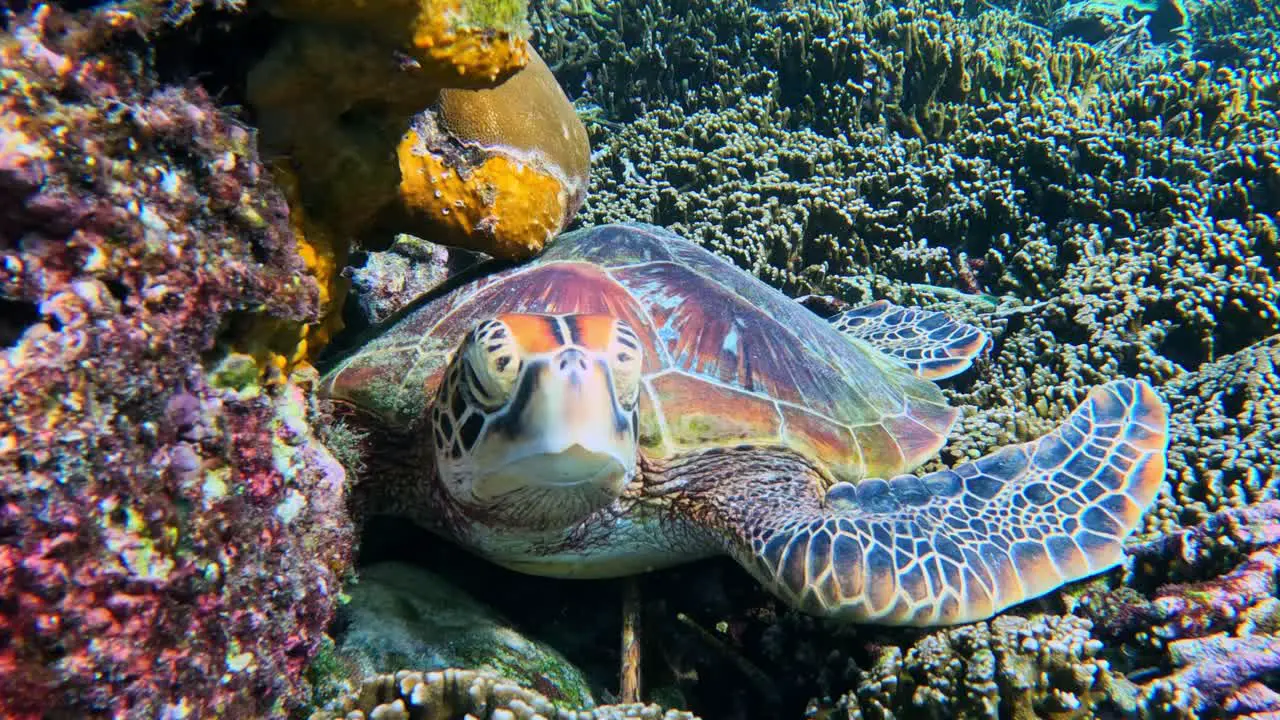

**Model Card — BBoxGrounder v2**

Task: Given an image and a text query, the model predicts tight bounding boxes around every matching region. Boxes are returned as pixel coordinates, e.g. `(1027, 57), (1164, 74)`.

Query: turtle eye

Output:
(464, 319), (522, 408)
(609, 320), (643, 411)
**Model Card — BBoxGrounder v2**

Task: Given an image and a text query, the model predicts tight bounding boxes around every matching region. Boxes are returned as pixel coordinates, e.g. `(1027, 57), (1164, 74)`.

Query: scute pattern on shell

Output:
(322, 223), (958, 482)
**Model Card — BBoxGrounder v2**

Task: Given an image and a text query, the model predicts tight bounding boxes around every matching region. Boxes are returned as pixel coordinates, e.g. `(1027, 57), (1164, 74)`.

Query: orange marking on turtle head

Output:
(497, 313), (566, 355)
(565, 314), (620, 352)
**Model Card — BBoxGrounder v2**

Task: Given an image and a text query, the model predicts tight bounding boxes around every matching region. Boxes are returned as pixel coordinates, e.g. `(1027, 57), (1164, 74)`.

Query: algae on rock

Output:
(324, 561), (595, 708)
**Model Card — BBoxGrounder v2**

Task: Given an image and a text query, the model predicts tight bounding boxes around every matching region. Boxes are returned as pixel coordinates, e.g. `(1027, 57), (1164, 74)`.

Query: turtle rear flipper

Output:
(830, 299), (990, 380)
(713, 379), (1168, 626)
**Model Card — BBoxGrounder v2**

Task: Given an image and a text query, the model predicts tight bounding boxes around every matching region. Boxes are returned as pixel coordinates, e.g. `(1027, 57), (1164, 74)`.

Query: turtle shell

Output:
(321, 223), (958, 482)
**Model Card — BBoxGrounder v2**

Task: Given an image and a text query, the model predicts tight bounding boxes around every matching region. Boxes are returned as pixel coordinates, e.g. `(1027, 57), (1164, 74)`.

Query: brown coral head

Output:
(393, 46), (590, 260)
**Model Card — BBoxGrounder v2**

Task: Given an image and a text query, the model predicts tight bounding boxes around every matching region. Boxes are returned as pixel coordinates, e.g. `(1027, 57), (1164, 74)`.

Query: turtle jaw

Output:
(472, 444), (628, 516)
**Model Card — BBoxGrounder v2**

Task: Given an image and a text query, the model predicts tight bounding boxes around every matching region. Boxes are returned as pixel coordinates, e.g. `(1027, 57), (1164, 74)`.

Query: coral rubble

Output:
(0, 8), (351, 716)
(345, 235), (457, 326)
(309, 667), (700, 720)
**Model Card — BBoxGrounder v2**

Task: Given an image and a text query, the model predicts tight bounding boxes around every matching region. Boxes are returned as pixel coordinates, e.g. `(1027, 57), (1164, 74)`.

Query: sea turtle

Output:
(321, 223), (1169, 626)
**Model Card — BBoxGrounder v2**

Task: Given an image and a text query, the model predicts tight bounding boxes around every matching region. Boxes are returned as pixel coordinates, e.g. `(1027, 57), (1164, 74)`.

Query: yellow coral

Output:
(235, 165), (349, 376)
(415, 0), (530, 84)
(264, 0), (530, 86)
(398, 143), (569, 259)
(393, 47), (590, 259)
(243, 0), (582, 362)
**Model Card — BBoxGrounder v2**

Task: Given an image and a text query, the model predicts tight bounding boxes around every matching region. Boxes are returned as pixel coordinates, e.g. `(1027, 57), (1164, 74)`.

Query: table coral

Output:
(0, 8), (351, 717)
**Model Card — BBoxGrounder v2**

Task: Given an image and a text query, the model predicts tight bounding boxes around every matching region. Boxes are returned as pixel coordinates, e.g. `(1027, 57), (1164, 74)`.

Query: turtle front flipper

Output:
(710, 379), (1168, 626)
(829, 299), (989, 380)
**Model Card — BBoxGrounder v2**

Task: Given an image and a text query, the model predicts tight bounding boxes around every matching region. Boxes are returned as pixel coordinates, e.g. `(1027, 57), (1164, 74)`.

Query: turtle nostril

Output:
(557, 348), (589, 374)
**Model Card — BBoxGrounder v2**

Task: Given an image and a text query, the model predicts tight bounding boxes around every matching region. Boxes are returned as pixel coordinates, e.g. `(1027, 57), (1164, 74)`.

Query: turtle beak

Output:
(470, 348), (636, 503)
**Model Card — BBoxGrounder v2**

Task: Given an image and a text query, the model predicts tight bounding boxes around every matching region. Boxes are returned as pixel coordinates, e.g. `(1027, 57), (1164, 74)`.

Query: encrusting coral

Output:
(0, 7), (352, 717)
(264, 0), (532, 87)
(1070, 501), (1280, 718)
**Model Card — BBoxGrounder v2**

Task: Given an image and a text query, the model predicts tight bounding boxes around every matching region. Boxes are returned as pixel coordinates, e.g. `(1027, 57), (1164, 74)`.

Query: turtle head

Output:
(430, 312), (643, 529)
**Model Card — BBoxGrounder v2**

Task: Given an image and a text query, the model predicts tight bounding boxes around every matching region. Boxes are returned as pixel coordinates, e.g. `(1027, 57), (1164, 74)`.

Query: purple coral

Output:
(1076, 502), (1280, 716)
(0, 7), (351, 717)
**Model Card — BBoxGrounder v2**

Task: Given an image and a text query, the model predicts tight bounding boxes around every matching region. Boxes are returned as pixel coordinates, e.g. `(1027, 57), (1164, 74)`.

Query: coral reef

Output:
(309, 668), (700, 720)
(534, 0), (1279, 533)
(495, 3), (1280, 716)
(0, 8), (351, 716)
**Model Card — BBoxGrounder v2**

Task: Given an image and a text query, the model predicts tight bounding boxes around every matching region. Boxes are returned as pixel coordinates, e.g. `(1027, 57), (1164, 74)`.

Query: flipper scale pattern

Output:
(743, 379), (1168, 626)
(830, 299), (991, 380)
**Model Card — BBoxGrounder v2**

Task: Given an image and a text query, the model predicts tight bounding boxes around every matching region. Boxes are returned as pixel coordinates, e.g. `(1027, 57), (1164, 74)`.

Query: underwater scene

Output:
(1, 0), (1278, 717)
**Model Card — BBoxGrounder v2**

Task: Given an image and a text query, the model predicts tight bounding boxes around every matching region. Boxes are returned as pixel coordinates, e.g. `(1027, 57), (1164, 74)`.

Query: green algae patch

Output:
(461, 0), (528, 32)
(325, 561), (594, 708)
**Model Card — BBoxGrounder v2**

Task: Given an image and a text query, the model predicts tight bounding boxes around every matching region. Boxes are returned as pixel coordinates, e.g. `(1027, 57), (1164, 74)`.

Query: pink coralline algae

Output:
(1075, 502), (1280, 717)
(0, 7), (352, 718)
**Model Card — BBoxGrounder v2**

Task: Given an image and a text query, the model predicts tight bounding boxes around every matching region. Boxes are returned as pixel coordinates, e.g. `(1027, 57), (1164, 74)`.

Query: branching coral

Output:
(1146, 337), (1280, 530)
(835, 614), (1132, 718)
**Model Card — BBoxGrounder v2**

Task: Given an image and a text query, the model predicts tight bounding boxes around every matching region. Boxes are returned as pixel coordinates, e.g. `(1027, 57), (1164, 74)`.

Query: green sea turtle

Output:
(321, 223), (1169, 626)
